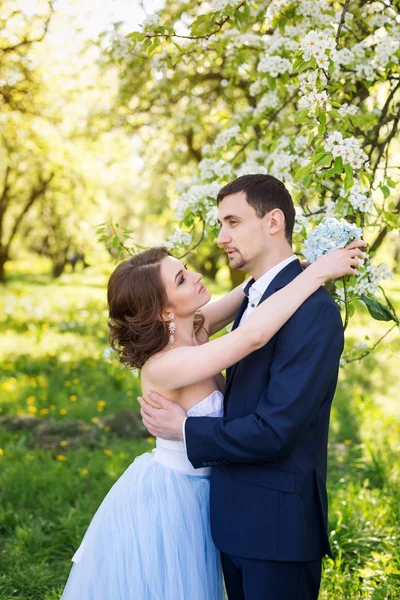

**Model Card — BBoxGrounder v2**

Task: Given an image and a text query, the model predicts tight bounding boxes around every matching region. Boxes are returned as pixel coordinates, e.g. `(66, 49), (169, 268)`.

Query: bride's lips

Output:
(198, 284), (206, 294)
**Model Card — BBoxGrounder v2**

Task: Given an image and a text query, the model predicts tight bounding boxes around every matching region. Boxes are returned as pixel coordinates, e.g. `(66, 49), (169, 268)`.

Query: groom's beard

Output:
(227, 251), (247, 270)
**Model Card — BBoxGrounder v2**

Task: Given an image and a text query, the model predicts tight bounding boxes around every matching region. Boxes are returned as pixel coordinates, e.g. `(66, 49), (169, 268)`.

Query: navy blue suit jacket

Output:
(185, 259), (344, 561)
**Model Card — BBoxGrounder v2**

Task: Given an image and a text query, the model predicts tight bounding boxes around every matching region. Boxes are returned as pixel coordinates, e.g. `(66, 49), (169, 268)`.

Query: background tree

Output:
(121, 0), (400, 358)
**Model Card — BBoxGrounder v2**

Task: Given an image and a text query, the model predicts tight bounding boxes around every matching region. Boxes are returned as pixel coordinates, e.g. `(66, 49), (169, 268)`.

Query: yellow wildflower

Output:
(26, 396), (36, 404)
(104, 426), (111, 432)
(50, 405), (56, 411)
(28, 406), (37, 414)
(80, 469), (88, 476)
(0, 448), (4, 456)
(344, 439), (352, 445)
(56, 455), (68, 462)
(73, 378), (79, 384)
(64, 381), (71, 387)
(103, 449), (113, 456)
(60, 408), (67, 416)
(70, 395), (77, 402)
(91, 417), (100, 424)
(40, 409), (49, 415)
(146, 437), (155, 444)
(60, 440), (68, 447)
(97, 400), (106, 408)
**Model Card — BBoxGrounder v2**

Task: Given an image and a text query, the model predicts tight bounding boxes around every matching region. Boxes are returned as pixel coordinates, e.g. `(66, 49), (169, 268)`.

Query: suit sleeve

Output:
(185, 298), (344, 468)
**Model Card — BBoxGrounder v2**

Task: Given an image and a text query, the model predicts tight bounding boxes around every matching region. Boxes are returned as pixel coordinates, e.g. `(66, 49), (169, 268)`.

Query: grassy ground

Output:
(0, 263), (399, 599)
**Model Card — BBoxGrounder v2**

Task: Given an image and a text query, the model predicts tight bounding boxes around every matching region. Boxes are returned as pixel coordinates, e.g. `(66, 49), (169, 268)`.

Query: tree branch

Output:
(5, 173), (54, 251)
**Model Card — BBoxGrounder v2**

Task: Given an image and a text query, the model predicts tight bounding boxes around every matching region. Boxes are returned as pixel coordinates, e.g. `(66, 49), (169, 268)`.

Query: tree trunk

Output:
(52, 258), (67, 278)
(0, 250), (9, 283)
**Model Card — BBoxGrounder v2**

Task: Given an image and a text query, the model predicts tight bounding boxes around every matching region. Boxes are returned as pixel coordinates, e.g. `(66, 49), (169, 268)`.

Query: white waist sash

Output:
(152, 447), (211, 477)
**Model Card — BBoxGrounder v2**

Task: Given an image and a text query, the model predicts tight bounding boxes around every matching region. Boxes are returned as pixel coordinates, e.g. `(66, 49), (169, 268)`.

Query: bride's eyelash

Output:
(178, 263), (188, 285)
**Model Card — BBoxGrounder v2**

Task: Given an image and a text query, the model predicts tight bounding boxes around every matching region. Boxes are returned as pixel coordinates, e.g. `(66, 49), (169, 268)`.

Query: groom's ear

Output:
(267, 208), (285, 236)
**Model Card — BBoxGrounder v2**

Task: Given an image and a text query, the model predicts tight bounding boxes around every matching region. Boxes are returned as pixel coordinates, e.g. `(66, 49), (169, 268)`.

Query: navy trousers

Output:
(221, 552), (322, 600)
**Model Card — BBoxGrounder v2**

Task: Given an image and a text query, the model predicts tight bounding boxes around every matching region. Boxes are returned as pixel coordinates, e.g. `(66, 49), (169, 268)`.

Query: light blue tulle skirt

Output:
(60, 452), (224, 600)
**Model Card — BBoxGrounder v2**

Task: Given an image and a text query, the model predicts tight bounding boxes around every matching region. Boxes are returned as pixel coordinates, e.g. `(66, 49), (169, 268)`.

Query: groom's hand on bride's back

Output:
(137, 392), (187, 441)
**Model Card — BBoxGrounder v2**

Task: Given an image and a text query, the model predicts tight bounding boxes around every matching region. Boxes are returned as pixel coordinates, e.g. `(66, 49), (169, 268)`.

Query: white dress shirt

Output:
(182, 255), (298, 447)
(240, 255), (298, 324)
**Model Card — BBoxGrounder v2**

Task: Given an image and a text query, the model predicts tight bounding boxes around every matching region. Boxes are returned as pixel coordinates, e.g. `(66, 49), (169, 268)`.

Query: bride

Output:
(60, 242), (363, 600)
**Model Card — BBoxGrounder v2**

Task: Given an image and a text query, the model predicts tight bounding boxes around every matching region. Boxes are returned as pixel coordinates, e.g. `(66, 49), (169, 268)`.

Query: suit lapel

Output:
(224, 260), (303, 412)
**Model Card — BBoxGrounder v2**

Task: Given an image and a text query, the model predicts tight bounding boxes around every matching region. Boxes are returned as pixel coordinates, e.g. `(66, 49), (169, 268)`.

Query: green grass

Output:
(0, 263), (399, 599)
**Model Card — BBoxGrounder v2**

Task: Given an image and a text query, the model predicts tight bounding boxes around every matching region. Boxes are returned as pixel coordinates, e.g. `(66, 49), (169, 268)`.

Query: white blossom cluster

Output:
(174, 181), (220, 221)
(257, 55), (292, 77)
(249, 78), (270, 97)
(372, 35), (400, 70)
(198, 158), (233, 180)
(324, 131), (368, 170)
(298, 89), (329, 109)
(296, 0), (333, 27)
(299, 70), (327, 93)
(260, 30), (299, 54)
(300, 29), (337, 70)
(335, 260), (393, 300)
(164, 229), (193, 249)
(212, 125), (241, 149)
(303, 217), (362, 263)
(141, 13), (160, 30)
(355, 262), (393, 295)
(205, 205), (219, 226)
(293, 214), (310, 234)
(338, 103), (359, 117)
(210, 0), (241, 12)
(347, 182), (374, 213)
(254, 91), (280, 116)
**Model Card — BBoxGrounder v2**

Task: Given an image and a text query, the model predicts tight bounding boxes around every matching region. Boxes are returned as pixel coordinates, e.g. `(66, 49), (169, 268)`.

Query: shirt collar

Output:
(241, 255), (297, 298)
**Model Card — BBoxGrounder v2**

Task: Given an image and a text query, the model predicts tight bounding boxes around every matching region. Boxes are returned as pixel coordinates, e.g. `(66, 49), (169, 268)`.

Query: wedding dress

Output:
(60, 390), (225, 600)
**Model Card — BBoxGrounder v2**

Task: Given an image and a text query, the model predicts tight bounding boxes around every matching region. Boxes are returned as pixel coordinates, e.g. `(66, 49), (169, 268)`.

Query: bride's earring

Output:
(168, 316), (176, 348)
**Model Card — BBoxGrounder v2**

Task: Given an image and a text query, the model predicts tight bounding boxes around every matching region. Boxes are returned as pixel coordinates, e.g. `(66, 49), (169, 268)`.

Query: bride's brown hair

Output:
(107, 246), (206, 369)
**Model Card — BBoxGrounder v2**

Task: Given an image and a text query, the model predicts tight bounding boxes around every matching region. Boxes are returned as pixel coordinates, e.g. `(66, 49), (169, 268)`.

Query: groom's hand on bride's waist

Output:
(138, 392), (187, 441)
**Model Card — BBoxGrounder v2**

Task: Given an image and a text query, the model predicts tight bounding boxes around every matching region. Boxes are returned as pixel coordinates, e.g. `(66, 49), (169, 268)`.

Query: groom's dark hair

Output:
(217, 174), (296, 244)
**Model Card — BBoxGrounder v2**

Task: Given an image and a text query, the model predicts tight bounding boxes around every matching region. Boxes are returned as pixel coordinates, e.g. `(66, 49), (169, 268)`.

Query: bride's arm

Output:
(201, 281), (247, 336)
(146, 243), (363, 391)
(200, 261), (309, 336)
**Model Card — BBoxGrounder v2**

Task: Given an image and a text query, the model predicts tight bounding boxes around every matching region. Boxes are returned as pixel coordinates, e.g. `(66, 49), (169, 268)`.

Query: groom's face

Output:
(217, 191), (269, 270)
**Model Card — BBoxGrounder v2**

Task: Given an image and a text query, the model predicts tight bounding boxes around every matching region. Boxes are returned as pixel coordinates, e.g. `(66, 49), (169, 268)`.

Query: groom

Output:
(139, 174), (344, 599)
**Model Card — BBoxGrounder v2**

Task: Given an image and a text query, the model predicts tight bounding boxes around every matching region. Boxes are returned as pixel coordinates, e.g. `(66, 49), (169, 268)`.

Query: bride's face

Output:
(160, 256), (211, 317)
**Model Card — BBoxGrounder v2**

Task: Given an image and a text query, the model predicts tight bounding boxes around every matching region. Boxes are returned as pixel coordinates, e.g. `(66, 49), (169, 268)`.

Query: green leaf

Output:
(294, 109), (309, 124)
(381, 185), (391, 199)
(315, 153), (332, 167)
(361, 294), (397, 322)
(334, 156), (343, 173)
(294, 162), (312, 182)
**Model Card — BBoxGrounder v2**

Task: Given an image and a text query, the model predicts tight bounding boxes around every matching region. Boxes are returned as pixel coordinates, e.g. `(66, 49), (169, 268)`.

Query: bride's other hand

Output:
(311, 239), (367, 281)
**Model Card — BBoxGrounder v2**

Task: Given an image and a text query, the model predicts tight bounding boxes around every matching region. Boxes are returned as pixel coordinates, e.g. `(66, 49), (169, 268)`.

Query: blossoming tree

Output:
(110, 0), (400, 363)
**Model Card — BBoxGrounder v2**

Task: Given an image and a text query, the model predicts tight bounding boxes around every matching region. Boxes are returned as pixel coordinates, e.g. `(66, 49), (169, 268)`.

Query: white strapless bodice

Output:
(152, 390), (224, 476)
